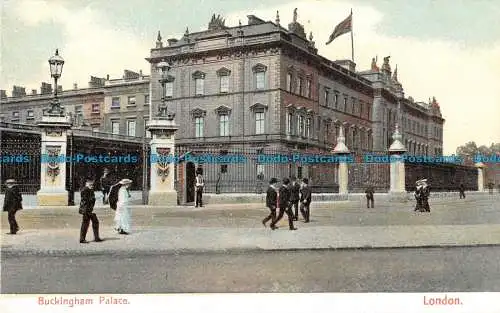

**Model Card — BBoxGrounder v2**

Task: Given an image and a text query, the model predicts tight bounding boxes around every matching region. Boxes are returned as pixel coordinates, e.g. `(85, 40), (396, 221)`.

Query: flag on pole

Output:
(326, 12), (352, 45)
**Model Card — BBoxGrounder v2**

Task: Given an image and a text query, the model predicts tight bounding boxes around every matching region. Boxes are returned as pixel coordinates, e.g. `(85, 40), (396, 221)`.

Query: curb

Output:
(3, 243), (500, 257)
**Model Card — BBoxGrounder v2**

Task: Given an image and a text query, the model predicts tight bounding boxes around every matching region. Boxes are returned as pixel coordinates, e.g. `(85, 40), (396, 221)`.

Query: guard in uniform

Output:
(262, 178), (278, 230)
(195, 173), (204, 207)
(289, 176), (301, 220)
(79, 179), (104, 243)
(270, 178), (297, 231)
(299, 178), (312, 222)
(3, 179), (23, 234)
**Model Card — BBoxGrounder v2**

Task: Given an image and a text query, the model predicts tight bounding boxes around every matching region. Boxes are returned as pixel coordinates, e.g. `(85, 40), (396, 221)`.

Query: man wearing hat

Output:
(270, 177), (297, 231)
(99, 168), (114, 205)
(262, 177), (278, 230)
(79, 179), (103, 243)
(299, 178), (312, 222)
(114, 178), (133, 234)
(289, 176), (301, 221)
(3, 179), (23, 234)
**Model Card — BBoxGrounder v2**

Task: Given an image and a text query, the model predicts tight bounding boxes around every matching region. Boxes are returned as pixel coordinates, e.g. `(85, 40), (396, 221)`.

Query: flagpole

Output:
(350, 8), (354, 63)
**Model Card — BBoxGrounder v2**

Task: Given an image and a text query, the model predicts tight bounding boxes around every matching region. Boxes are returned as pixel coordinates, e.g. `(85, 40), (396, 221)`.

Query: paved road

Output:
(2, 247), (500, 293)
(3, 197), (499, 230)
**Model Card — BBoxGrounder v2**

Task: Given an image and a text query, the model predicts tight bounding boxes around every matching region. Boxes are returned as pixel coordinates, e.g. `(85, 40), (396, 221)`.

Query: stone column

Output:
(388, 124), (407, 201)
(332, 126), (350, 195)
(37, 115), (72, 206)
(475, 162), (485, 192)
(147, 115), (179, 205)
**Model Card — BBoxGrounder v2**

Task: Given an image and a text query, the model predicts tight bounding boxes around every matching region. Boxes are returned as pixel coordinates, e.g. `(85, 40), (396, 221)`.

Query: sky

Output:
(1, 0), (499, 153)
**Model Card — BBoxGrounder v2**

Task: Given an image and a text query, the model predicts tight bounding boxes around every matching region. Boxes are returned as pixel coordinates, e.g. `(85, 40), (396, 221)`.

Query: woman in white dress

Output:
(114, 178), (132, 234)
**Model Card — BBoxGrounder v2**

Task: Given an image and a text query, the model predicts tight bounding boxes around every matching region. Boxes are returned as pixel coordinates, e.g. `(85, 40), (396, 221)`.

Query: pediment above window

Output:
(286, 104), (296, 112)
(324, 117), (333, 124)
(192, 70), (206, 79)
(216, 67), (231, 76)
(191, 108), (207, 118)
(215, 105), (231, 115)
(249, 103), (268, 111)
(333, 119), (340, 125)
(306, 109), (313, 115)
(252, 63), (267, 73)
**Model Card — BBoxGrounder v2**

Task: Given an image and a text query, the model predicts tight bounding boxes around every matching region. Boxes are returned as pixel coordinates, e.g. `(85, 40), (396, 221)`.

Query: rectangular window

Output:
(195, 117), (204, 137)
(219, 114), (229, 136)
(127, 96), (136, 105)
(307, 79), (311, 98)
(195, 78), (204, 95)
(12, 111), (19, 118)
(324, 89), (329, 106)
(287, 113), (293, 134)
(92, 103), (100, 113)
(144, 95), (150, 105)
(360, 102), (363, 117)
(111, 121), (120, 135)
(334, 93), (338, 108)
(352, 98), (356, 115)
(220, 76), (229, 93)
(165, 82), (173, 97)
(299, 115), (305, 137)
(298, 78), (303, 96)
(255, 72), (265, 90)
(27, 110), (34, 119)
(305, 117), (311, 138)
(343, 97), (347, 111)
(255, 112), (265, 134)
(111, 97), (120, 108)
(286, 73), (292, 92)
(92, 127), (99, 133)
(324, 123), (330, 142)
(127, 120), (136, 136)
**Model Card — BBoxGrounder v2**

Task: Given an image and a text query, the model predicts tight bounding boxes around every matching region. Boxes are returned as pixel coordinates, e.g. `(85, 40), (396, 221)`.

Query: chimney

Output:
(89, 76), (105, 88)
(123, 69), (140, 80)
(167, 38), (178, 46)
(0, 90), (7, 99)
(41, 82), (53, 95)
(32, 89), (38, 95)
(247, 15), (265, 25)
(73, 83), (78, 90)
(106, 74), (110, 80)
(12, 86), (26, 97)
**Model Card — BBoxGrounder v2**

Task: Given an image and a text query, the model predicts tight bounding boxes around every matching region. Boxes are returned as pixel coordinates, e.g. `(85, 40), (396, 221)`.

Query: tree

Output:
(456, 141), (500, 185)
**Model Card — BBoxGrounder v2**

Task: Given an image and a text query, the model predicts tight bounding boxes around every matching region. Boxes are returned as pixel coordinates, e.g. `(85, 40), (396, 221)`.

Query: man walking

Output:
(299, 178), (312, 223)
(3, 179), (22, 235)
(100, 168), (113, 205)
(79, 179), (103, 243)
(195, 173), (204, 207)
(459, 183), (466, 199)
(270, 178), (297, 231)
(289, 176), (301, 221)
(365, 185), (375, 208)
(262, 177), (278, 230)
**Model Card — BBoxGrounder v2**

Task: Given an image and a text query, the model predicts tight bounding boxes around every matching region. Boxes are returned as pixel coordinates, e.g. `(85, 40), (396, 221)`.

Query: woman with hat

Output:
(114, 178), (133, 234)
(3, 179), (23, 234)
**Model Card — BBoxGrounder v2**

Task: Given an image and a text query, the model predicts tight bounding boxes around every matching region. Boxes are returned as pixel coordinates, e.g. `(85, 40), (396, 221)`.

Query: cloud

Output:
(14, 0), (151, 90)
(227, 1), (500, 153)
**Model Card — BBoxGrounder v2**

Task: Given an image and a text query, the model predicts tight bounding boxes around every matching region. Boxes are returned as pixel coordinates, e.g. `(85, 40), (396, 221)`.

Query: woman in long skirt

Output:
(114, 178), (132, 234)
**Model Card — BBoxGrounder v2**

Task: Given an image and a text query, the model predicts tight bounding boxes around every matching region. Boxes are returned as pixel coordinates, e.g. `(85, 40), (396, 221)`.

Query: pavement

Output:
(1, 195), (499, 255)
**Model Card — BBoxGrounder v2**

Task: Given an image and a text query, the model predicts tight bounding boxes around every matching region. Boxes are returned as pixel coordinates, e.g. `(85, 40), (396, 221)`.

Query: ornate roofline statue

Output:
(208, 14), (227, 30)
(293, 8), (298, 23)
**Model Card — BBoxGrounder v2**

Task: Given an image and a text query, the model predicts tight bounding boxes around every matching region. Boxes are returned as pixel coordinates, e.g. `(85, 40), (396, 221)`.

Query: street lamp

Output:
(46, 49), (65, 116)
(157, 60), (175, 120)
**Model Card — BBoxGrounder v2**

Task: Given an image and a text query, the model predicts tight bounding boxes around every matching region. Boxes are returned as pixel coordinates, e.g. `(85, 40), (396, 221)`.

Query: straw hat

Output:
(119, 178), (133, 185)
(5, 179), (17, 185)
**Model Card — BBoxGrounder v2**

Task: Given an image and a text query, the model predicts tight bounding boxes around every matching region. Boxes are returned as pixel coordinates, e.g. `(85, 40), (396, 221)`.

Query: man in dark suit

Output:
(289, 176), (301, 221)
(270, 178), (297, 230)
(79, 179), (103, 244)
(262, 177), (278, 230)
(100, 168), (113, 205)
(365, 185), (375, 208)
(299, 178), (312, 223)
(3, 179), (23, 234)
(459, 183), (466, 199)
